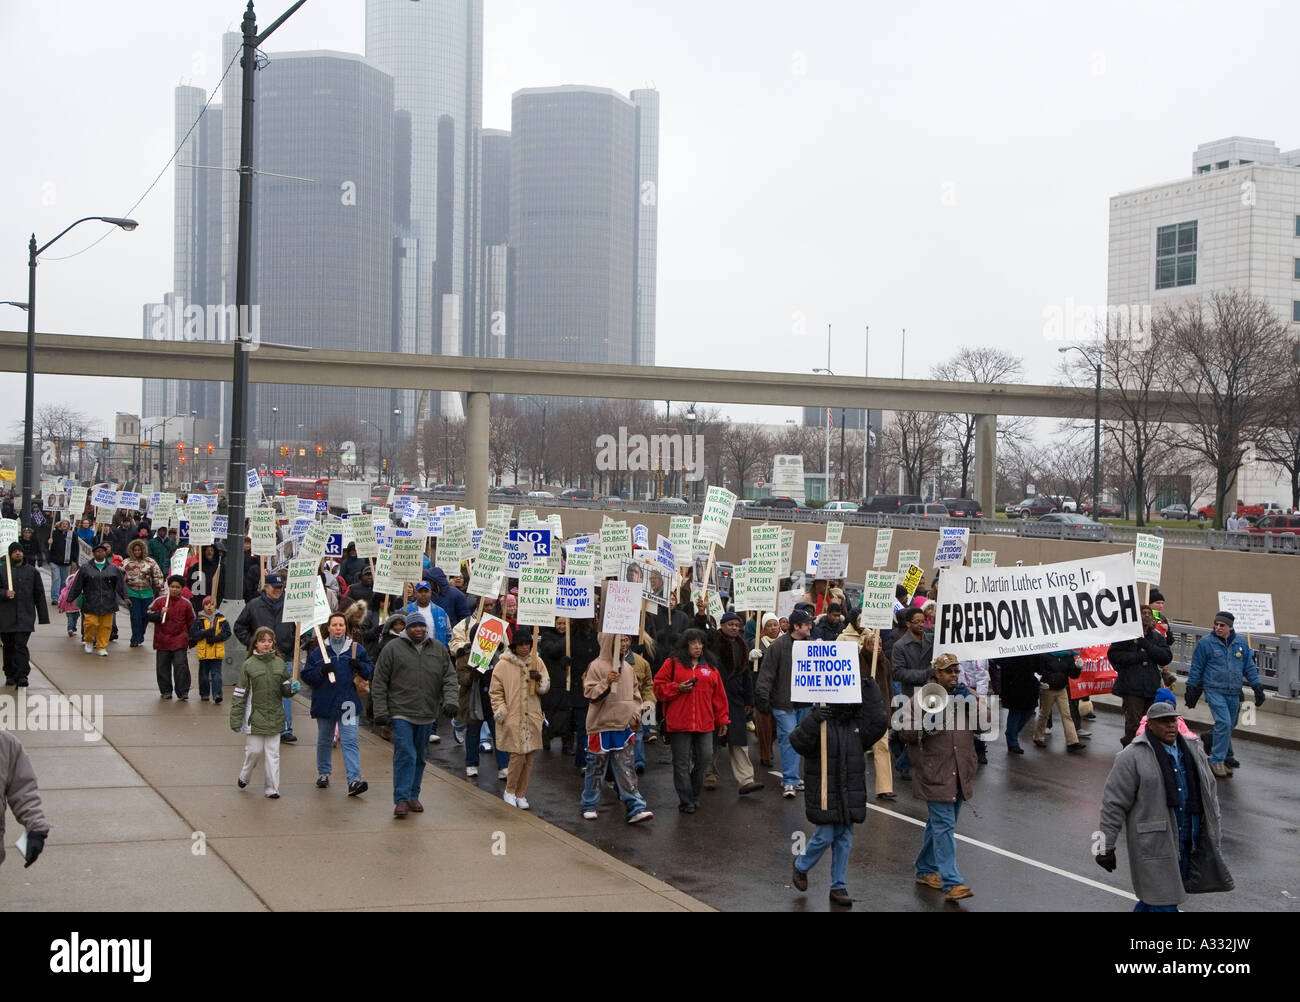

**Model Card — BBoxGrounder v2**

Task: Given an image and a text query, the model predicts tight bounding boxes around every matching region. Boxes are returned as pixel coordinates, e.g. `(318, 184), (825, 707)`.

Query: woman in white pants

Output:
(230, 626), (301, 798)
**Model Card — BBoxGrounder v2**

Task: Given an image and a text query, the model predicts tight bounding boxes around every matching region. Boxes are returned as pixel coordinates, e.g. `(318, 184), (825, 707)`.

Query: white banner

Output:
(936, 552), (1142, 660)
(860, 570), (897, 630)
(791, 640), (861, 704)
(698, 485), (737, 547)
(933, 526), (969, 569)
(601, 580), (643, 635)
(1216, 592), (1275, 633)
(873, 528), (894, 569)
(556, 575), (595, 619)
(1134, 533), (1164, 585)
(517, 565), (558, 628)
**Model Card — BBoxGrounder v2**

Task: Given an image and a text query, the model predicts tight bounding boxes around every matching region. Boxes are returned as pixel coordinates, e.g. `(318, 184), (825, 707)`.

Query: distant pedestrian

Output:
(122, 538), (166, 648)
(1186, 610), (1263, 778)
(1108, 605), (1173, 747)
(189, 596), (231, 704)
(0, 542), (50, 687)
(66, 539), (125, 657)
(47, 519), (76, 607)
(230, 626), (300, 798)
(148, 575), (195, 700)
(0, 730), (49, 868)
(1096, 695), (1227, 911)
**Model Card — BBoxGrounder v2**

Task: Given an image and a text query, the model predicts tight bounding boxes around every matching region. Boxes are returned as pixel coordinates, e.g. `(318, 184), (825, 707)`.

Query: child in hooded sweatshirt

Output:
(147, 575), (195, 700)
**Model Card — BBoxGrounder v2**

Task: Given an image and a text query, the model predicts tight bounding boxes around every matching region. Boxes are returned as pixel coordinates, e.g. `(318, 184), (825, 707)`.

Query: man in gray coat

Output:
(1095, 697), (1224, 911)
(0, 730), (49, 868)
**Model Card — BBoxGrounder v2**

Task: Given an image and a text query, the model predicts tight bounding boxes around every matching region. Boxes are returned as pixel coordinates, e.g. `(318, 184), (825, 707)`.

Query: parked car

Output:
(1247, 514), (1300, 534)
(940, 497), (984, 518)
(901, 503), (949, 518)
(1007, 496), (1058, 517)
(658, 496), (690, 507)
(560, 488), (597, 501)
(599, 496), (623, 507)
(490, 485), (523, 497)
(1159, 503), (1190, 520)
(1198, 500), (1284, 522)
(1058, 496), (1077, 512)
(1080, 501), (1122, 518)
(859, 494), (923, 513)
(527, 490), (556, 500)
(823, 500), (859, 512)
(749, 495), (805, 510)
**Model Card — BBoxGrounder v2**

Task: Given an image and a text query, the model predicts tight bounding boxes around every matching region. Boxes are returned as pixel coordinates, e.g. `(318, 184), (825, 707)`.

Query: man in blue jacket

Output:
(1186, 610), (1263, 778)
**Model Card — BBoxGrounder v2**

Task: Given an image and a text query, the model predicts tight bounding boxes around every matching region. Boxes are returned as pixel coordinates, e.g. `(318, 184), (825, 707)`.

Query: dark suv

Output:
(750, 496), (804, 510)
(560, 488), (597, 501)
(859, 494), (923, 513)
(941, 498), (984, 518)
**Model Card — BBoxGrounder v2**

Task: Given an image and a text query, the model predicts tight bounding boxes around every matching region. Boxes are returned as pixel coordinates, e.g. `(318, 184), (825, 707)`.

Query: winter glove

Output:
(288, 680), (302, 694)
(755, 697), (771, 715)
(24, 830), (46, 868)
(146, 610), (162, 624)
(1094, 849), (1117, 873)
(442, 703), (459, 719)
(748, 649), (762, 662)
(1254, 686), (1266, 707)
(372, 714), (391, 726)
(1184, 684), (1202, 709)
(561, 655), (572, 670)
(811, 704), (833, 722)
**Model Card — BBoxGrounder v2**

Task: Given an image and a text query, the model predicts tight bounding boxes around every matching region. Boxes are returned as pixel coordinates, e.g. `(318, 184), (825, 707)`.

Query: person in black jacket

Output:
(996, 654), (1041, 754)
(18, 528), (44, 568)
(233, 576), (303, 743)
(1032, 650), (1084, 752)
(0, 542), (50, 686)
(537, 620), (575, 750)
(567, 618), (602, 767)
(789, 674), (889, 907)
(47, 520), (77, 607)
(1107, 606), (1173, 747)
(704, 611), (764, 794)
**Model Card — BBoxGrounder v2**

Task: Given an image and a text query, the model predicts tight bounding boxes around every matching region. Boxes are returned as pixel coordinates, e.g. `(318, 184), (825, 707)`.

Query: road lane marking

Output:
(865, 803), (1137, 901)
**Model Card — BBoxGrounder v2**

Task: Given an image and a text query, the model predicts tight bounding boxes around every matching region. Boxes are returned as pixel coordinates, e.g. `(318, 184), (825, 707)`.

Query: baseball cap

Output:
(264, 574), (285, 587)
(414, 580), (431, 591)
(788, 609), (813, 626)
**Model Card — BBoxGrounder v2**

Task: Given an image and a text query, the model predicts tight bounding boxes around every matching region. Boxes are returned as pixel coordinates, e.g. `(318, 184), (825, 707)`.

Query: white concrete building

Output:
(1108, 137), (1300, 508)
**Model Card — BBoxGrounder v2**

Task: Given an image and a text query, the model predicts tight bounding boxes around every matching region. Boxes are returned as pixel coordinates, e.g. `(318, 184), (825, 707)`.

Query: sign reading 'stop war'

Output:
(936, 552), (1142, 661)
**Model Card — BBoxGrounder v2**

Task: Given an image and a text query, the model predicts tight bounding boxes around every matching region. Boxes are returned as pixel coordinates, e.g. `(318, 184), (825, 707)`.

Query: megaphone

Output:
(915, 682), (950, 715)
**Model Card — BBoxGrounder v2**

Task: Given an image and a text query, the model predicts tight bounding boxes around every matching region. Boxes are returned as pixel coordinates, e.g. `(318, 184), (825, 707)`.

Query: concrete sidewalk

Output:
(0, 621), (707, 912)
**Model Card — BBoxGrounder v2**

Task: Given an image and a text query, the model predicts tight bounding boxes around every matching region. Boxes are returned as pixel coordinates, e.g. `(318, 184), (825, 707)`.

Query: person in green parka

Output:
(230, 626), (301, 798)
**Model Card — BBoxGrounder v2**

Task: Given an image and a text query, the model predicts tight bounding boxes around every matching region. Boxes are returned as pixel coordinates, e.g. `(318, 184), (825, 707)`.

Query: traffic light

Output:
(102, 437), (110, 450)
(177, 442), (185, 454)
(315, 445), (323, 457)
(77, 440), (85, 450)
(381, 458), (388, 471)
(179, 455), (187, 464)
(206, 443), (214, 455)
(280, 445), (290, 457)
(53, 437), (60, 450)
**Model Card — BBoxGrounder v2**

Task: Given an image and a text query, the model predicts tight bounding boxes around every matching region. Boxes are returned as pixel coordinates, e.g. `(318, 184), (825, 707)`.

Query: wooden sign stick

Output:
(564, 625), (571, 689)
(292, 628), (301, 682)
(314, 624), (331, 665)
(820, 706), (829, 811)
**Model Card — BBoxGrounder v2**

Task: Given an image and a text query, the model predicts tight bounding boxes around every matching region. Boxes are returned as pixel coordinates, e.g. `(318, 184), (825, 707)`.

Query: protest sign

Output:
(68, 487), (88, 517)
(298, 523), (328, 563)
(1134, 533), (1164, 586)
(633, 523), (649, 550)
(565, 546), (595, 580)
(296, 498), (318, 518)
(1216, 592), (1276, 633)
(747, 558), (779, 613)
(779, 528), (795, 577)
(517, 565), (558, 628)
(902, 564), (925, 599)
(508, 527), (551, 557)
(805, 540), (821, 576)
(698, 486), (737, 547)
(437, 513), (471, 573)
(777, 588), (801, 620)
(283, 558), (319, 623)
(873, 528), (894, 569)
(731, 564), (752, 611)
(601, 580), (643, 635)
(247, 469), (263, 496)
(213, 515), (228, 539)
(486, 506), (511, 528)
(187, 507), (215, 547)
(91, 486), (118, 509)
(350, 513), (378, 558)
(859, 570), (898, 629)
(601, 523), (631, 579)
(936, 552), (1142, 661)
(1068, 645), (1119, 699)
(555, 575), (595, 619)
(119, 491), (141, 512)
(391, 532), (425, 584)
(825, 521), (844, 545)
(468, 614), (509, 673)
(814, 542), (849, 580)
(468, 524), (507, 598)
(970, 550), (996, 567)
(750, 525), (781, 563)
(503, 536), (533, 579)
(669, 516), (693, 567)
(372, 547), (400, 596)
(897, 549), (920, 575)
(169, 547), (190, 579)
(547, 513), (563, 540)
(655, 535), (676, 574)
(250, 507), (278, 556)
(933, 526), (970, 569)
(791, 640), (861, 704)
(324, 532), (344, 558)
(347, 497), (363, 515)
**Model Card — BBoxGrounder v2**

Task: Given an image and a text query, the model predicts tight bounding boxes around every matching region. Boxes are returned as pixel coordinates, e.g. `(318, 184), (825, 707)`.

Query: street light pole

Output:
(224, 0), (308, 606)
(685, 406), (697, 506)
(1060, 346), (1102, 516)
(21, 216), (137, 526)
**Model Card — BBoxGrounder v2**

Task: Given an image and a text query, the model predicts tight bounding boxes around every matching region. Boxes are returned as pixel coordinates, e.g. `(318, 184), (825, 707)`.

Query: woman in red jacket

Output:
(148, 575), (196, 700)
(654, 628), (729, 814)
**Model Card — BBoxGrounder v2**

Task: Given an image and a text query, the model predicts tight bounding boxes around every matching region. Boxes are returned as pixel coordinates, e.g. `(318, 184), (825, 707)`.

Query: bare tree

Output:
(25, 404), (100, 471)
(931, 347), (1029, 498)
(881, 411), (943, 495)
(1167, 292), (1293, 528)
(721, 422), (772, 493)
(1258, 352), (1300, 509)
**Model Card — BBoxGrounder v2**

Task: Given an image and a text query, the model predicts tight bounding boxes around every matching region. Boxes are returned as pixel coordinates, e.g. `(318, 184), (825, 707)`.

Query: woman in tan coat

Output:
(490, 629), (550, 809)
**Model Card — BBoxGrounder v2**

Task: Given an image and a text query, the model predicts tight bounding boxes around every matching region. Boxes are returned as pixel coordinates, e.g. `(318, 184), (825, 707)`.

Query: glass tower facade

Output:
(630, 89), (659, 368)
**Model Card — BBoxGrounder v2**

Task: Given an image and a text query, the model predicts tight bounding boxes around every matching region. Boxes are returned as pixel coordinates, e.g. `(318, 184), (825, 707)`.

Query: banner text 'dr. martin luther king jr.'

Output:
(936, 553), (1142, 660)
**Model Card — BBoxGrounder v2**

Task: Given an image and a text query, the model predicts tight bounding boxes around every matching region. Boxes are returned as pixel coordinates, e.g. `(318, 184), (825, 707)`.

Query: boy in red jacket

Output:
(148, 575), (196, 700)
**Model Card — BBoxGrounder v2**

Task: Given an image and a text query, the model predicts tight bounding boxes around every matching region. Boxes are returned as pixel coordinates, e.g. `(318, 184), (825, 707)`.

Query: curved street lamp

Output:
(23, 216), (138, 523)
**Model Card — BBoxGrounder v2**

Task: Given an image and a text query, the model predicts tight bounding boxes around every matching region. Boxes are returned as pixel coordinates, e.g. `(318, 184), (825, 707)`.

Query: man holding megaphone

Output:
(898, 652), (991, 903)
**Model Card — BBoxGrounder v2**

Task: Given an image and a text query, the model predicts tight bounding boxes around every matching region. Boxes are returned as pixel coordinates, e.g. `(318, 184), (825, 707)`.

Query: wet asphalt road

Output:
(407, 709), (1300, 912)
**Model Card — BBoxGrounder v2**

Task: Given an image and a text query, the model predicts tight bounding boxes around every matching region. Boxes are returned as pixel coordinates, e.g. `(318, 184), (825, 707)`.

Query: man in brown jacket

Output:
(1, 730), (49, 867)
(898, 653), (989, 902)
(580, 633), (654, 824)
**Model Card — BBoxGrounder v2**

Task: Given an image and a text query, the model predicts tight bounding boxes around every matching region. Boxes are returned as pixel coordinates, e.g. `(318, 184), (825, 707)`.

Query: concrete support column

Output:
(466, 391), (490, 523)
(973, 413), (997, 513)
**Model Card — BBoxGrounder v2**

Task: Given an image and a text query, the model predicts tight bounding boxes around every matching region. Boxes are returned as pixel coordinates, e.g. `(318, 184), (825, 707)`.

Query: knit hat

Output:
(761, 612), (780, 630)
(6, 542), (21, 556)
(1213, 610), (1235, 626)
(1154, 687), (1176, 705)
(1149, 588), (1165, 603)
(719, 611), (741, 624)
(788, 609), (813, 626)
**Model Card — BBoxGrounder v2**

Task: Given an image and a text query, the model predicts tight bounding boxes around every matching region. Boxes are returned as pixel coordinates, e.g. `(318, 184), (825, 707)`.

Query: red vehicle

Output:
(1247, 514), (1300, 534)
(1198, 501), (1284, 522)
(276, 476), (329, 501)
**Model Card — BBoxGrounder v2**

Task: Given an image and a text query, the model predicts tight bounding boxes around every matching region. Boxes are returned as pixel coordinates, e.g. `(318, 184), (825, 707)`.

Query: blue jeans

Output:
(916, 799), (964, 890)
(582, 743), (646, 818)
(128, 595), (151, 646)
(316, 715), (361, 784)
(1204, 691), (1240, 764)
(773, 707), (810, 787)
(1005, 708), (1035, 750)
(198, 658), (224, 699)
(49, 563), (69, 604)
(465, 712), (509, 770)
(391, 718), (433, 803)
(634, 724), (649, 770)
(65, 611), (80, 634)
(796, 823), (853, 891)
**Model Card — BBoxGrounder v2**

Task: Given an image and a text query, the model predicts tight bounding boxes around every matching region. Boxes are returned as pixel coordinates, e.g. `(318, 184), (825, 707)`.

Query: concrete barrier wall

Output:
(529, 507), (1295, 634)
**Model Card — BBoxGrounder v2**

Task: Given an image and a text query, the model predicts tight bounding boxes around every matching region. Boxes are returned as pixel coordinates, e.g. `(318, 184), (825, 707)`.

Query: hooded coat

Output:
(0, 556), (49, 634)
(490, 646), (550, 754)
(582, 633), (644, 735)
(790, 685), (889, 826)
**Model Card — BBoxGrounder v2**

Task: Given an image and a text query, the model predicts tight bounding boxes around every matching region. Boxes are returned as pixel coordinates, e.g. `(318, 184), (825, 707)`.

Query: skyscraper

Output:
(480, 129), (510, 360)
(366, 0), (483, 422)
(630, 89), (659, 368)
(509, 86), (642, 364)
